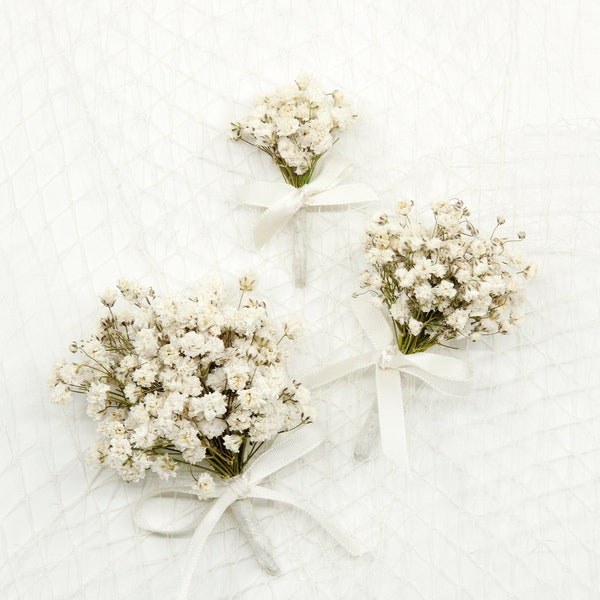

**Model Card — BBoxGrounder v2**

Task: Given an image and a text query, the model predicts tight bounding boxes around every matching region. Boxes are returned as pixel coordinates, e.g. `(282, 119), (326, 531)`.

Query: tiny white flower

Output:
(408, 318), (423, 336)
(134, 328), (159, 359)
(283, 318), (302, 340)
(99, 288), (118, 308)
(192, 473), (216, 500)
(223, 434), (243, 453)
(179, 331), (205, 358)
(51, 383), (72, 405)
(151, 455), (179, 480)
(396, 199), (414, 216)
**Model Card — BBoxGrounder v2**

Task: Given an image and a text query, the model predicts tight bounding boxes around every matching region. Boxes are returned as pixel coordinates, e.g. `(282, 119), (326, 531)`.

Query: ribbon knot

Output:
(296, 188), (310, 207)
(240, 155), (378, 248)
(227, 476), (250, 499)
(377, 346), (396, 370)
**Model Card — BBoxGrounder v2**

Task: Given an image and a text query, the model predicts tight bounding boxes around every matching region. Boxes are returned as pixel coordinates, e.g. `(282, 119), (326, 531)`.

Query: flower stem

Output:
(276, 158), (319, 287)
(293, 210), (307, 287)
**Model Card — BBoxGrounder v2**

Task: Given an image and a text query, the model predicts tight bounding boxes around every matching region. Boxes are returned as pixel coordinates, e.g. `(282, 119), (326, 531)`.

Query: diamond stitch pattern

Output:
(1, 2), (600, 599)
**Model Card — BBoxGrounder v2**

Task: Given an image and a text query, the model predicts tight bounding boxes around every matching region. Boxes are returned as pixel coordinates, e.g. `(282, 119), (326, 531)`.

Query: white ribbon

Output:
(240, 155), (378, 247)
(133, 425), (365, 600)
(303, 301), (474, 471)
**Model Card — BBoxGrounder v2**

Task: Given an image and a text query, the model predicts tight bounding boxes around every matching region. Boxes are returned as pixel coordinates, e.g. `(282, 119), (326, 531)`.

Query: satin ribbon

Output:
(240, 155), (378, 247)
(133, 425), (365, 600)
(302, 300), (473, 470)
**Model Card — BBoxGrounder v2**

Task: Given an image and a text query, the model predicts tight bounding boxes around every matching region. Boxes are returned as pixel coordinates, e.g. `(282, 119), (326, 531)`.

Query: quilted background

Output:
(1, 1), (599, 598)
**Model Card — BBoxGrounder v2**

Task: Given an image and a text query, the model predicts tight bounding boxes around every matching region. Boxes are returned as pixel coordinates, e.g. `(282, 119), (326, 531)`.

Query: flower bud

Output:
(466, 222), (479, 235)
(523, 263), (537, 280)
(396, 199), (414, 216)
(332, 90), (344, 106)
(283, 319), (302, 340)
(238, 274), (256, 292)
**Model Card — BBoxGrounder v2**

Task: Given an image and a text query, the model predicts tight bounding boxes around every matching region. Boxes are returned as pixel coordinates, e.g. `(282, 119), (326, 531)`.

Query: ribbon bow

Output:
(134, 425), (365, 600)
(303, 300), (473, 471)
(240, 155), (377, 247)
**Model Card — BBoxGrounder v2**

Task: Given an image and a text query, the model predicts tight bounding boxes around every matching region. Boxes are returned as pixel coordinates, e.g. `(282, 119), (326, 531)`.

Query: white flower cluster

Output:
(231, 75), (355, 184)
(361, 199), (536, 353)
(49, 277), (314, 496)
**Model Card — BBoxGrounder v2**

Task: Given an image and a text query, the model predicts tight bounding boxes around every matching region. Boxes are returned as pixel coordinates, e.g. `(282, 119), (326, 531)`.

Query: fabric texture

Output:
(1, 2), (599, 598)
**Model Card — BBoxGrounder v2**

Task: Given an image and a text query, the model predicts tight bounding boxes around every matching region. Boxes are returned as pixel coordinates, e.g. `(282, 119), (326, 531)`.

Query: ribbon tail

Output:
(250, 486), (367, 556)
(240, 181), (291, 208)
(244, 425), (325, 484)
(376, 366), (410, 472)
(352, 299), (395, 350)
(176, 491), (236, 600)
(392, 353), (473, 397)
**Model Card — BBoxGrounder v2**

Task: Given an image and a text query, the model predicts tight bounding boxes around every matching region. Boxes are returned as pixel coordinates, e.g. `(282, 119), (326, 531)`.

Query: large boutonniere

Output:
(50, 276), (363, 598)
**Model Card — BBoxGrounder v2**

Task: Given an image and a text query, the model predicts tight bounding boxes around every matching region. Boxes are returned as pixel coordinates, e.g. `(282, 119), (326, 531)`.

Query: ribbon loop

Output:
(297, 189), (309, 207)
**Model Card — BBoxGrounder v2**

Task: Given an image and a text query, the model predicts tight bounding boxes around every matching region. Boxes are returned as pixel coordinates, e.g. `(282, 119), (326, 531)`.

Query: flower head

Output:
(50, 277), (313, 485)
(361, 199), (533, 353)
(231, 76), (356, 184)
(192, 473), (217, 500)
(238, 274), (256, 292)
(99, 288), (117, 308)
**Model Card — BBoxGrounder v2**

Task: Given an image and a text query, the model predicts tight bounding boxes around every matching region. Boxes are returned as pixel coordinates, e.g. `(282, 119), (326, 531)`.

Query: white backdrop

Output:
(2, 1), (600, 599)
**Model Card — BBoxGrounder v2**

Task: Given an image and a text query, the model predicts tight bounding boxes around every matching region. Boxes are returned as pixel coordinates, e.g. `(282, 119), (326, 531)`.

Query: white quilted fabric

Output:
(2, 1), (600, 599)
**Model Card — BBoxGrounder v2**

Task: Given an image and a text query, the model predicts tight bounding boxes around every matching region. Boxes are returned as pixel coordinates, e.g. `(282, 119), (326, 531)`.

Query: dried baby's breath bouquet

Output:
(231, 74), (356, 187)
(360, 198), (536, 354)
(231, 75), (360, 287)
(50, 276), (313, 497)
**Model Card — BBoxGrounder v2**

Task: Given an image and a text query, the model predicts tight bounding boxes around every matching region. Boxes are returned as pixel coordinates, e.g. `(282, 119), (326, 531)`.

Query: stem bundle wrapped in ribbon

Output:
(240, 155), (377, 283)
(304, 199), (535, 468)
(231, 75), (376, 286)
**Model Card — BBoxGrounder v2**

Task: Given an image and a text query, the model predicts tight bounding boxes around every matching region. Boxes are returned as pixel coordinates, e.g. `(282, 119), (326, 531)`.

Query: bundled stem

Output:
(230, 499), (281, 575)
(353, 402), (379, 462)
(280, 159), (317, 288)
